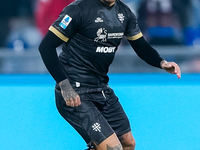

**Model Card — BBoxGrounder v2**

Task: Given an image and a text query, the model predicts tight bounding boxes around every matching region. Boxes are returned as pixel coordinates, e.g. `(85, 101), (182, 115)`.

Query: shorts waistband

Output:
(55, 82), (109, 95)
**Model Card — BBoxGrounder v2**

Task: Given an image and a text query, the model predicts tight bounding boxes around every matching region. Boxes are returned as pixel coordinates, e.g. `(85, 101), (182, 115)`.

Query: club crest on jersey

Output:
(94, 28), (107, 42)
(118, 13), (125, 23)
(59, 14), (72, 29)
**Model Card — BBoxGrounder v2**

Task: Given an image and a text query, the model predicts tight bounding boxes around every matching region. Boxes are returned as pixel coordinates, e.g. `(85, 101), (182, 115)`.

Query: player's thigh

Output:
(94, 133), (123, 150)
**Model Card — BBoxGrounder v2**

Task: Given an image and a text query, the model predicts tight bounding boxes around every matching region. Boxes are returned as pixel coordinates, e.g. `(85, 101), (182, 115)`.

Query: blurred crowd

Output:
(0, 0), (200, 50)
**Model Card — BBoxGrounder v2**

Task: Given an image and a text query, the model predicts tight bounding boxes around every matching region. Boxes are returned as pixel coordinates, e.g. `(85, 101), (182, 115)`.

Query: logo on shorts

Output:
(92, 123), (101, 132)
(59, 14), (72, 29)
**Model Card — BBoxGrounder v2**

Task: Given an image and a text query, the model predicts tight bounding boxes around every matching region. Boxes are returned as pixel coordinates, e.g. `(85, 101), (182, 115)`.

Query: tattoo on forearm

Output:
(107, 144), (122, 150)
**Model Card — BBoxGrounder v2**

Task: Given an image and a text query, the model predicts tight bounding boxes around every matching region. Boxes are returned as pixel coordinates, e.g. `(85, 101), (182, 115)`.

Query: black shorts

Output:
(55, 86), (131, 145)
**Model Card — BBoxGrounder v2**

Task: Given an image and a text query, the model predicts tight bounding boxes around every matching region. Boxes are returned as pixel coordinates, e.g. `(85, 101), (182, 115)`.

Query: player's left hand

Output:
(161, 60), (181, 79)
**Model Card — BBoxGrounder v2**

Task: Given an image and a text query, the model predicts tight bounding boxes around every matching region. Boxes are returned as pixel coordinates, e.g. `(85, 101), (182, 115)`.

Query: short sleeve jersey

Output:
(49, 0), (143, 85)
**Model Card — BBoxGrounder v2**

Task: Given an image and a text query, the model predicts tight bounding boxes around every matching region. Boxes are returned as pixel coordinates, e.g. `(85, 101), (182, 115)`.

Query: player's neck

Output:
(100, 0), (116, 7)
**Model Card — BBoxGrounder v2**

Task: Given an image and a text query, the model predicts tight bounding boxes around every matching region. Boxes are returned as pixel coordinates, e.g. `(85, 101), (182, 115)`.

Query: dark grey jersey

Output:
(49, 0), (142, 85)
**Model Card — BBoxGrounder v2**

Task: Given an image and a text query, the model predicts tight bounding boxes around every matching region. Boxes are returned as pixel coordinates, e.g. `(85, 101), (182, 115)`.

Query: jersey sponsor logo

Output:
(118, 13), (125, 23)
(94, 28), (124, 42)
(92, 123), (101, 132)
(96, 47), (116, 53)
(94, 28), (107, 42)
(108, 33), (124, 39)
(95, 17), (104, 23)
(59, 14), (72, 29)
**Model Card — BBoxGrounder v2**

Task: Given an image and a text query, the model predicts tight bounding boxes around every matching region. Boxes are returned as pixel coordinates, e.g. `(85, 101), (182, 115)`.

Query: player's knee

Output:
(119, 133), (136, 149)
(123, 138), (136, 149)
(130, 137), (136, 149)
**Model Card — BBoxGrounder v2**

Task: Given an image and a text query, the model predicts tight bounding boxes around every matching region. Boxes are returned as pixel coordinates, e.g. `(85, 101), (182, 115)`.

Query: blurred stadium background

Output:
(0, 0), (200, 73)
(0, 0), (200, 150)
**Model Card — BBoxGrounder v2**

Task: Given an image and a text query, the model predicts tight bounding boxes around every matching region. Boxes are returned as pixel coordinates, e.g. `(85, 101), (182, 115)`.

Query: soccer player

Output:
(38, 0), (181, 149)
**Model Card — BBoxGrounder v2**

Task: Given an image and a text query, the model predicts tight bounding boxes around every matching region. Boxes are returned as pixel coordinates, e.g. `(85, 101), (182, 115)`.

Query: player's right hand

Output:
(59, 79), (81, 107)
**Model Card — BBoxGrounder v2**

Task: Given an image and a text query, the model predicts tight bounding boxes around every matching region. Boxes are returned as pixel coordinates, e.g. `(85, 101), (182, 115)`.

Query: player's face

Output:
(100, 0), (116, 6)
